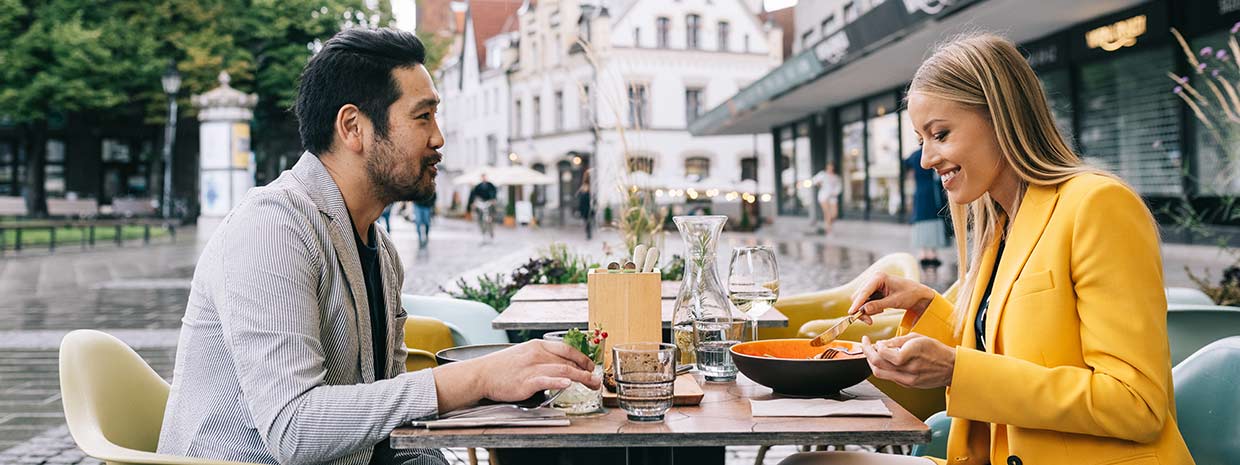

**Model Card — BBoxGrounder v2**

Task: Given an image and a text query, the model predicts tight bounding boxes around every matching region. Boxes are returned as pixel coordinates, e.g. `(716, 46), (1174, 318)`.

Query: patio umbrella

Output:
(453, 166), (556, 186)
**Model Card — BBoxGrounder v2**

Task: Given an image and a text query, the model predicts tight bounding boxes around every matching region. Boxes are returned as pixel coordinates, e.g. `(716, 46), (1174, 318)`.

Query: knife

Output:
(809, 313), (859, 347)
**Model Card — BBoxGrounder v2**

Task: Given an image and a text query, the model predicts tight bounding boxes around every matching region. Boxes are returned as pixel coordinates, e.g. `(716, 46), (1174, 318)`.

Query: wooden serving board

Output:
(602, 373), (704, 408)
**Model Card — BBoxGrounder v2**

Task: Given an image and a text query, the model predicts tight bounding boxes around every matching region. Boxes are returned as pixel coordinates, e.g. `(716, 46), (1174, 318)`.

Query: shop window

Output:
(685, 156), (711, 181)
(777, 123), (812, 215)
(1038, 68), (1075, 149)
(628, 156), (654, 174)
(867, 94), (901, 218)
(45, 140), (65, 196)
(1077, 46), (1182, 196)
(839, 104), (866, 215)
(686, 14), (701, 50)
(0, 141), (16, 195)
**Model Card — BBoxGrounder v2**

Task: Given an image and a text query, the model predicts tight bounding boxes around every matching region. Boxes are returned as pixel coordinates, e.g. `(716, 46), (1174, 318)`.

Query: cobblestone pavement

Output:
(0, 213), (1232, 464)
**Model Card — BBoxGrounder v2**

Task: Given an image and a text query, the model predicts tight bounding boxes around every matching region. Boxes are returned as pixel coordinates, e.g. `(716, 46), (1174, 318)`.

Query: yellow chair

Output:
(762, 252), (921, 340)
(403, 315), (459, 372)
(59, 329), (263, 465)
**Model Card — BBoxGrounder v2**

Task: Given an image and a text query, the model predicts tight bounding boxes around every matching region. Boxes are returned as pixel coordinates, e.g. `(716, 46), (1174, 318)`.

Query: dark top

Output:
(468, 181), (497, 207)
(975, 240), (1006, 351)
(904, 149), (947, 223)
(353, 225), (387, 380)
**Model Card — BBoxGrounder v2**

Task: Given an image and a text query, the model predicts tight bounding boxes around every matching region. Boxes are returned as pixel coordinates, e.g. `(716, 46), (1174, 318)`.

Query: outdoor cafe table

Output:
(494, 283), (789, 331)
(390, 374), (931, 464)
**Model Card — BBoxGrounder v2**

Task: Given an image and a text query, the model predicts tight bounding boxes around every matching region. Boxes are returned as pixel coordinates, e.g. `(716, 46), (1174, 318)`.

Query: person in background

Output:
(576, 169), (594, 240)
(466, 174), (498, 239)
(412, 192), (435, 248)
(378, 204), (393, 233)
(812, 164), (843, 235)
(905, 147), (949, 268)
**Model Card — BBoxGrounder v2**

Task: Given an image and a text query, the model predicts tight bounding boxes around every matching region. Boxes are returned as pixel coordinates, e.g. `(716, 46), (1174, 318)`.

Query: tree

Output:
(0, 0), (404, 216)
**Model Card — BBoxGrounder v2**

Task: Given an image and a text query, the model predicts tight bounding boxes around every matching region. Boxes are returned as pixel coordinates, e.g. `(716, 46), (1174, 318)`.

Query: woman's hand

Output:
(847, 271), (936, 324)
(860, 334), (955, 389)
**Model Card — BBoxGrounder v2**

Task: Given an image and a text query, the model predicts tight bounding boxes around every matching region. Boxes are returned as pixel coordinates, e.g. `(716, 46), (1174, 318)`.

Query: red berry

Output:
(592, 338), (601, 344)
(601, 331), (608, 338)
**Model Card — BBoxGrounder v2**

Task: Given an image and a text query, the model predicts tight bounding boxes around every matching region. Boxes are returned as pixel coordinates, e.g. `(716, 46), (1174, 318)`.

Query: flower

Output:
(1214, 69), (1222, 77)
(1218, 49), (1230, 60)
(1174, 86), (1183, 94)
(1199, 63), (1209, 71)
(1232, 21), (1240, 34)
(1202, 46), (1215, 57)
(1175, 75), (1188, 84)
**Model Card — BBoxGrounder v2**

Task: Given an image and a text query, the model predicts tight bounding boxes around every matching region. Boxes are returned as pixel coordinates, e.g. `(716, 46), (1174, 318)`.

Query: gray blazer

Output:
(158, 153), (445, 465)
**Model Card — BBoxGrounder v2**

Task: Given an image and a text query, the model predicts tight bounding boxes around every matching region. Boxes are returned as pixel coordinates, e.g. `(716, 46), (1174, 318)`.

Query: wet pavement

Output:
(0, 212), (1230, 464)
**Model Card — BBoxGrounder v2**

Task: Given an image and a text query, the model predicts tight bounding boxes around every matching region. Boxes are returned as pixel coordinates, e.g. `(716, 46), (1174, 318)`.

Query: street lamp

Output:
(161, 61), (182, 219)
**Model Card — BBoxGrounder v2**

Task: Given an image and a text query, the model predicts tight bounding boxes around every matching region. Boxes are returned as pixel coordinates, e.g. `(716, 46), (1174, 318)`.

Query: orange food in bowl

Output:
(731, 339), (863, 360)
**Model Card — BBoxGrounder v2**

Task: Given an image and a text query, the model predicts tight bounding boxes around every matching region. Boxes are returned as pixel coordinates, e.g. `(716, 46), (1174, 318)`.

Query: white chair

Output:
(401, 294), (510, 345)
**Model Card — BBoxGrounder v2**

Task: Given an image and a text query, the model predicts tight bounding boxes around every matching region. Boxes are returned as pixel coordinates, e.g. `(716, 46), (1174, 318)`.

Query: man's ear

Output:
(334, 104), (367, 154)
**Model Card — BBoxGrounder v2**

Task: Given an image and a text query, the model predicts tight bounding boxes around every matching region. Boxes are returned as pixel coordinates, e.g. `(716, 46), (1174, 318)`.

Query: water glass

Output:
(612, 342), (677, 422)
(692, 317), (747, 382)
(542, 331), (604, 415)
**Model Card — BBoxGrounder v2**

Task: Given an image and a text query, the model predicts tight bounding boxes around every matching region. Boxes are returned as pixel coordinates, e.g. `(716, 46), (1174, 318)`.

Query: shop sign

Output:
(814, 31), (851, 65)
(901, 0), (954, 16)
(1085, 14), (1147, 52)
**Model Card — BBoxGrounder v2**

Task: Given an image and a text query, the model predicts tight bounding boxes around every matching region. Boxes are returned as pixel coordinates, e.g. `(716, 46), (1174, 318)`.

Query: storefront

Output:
(692, 0), (1240, 239)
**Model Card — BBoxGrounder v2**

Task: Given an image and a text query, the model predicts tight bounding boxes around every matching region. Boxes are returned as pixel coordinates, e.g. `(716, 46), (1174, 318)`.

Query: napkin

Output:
(749, 398), (892, 417)
(410, 405), (571, 429)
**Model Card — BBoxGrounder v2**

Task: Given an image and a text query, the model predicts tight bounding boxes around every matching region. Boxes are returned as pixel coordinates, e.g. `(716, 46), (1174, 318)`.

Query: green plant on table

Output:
(562, 326), (608, 364)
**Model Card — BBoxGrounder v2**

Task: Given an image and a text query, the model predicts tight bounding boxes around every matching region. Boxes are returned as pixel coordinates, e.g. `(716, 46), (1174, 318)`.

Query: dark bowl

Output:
(435, 343), (517, 365)
(730, 338), (871, 397)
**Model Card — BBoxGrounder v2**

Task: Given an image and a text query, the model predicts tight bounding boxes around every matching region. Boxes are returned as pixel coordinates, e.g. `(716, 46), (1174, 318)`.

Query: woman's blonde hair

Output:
(909, 32), (1109, 336)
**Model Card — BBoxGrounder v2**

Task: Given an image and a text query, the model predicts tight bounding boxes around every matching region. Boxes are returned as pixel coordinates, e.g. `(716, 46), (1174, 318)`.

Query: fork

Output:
(439, 389), (568, 419)
(813, 347), (862, 360)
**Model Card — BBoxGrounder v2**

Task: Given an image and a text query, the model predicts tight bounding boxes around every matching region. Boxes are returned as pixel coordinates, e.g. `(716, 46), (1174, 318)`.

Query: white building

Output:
(501, 0), (783, 220)
(436, 0), (523, 210)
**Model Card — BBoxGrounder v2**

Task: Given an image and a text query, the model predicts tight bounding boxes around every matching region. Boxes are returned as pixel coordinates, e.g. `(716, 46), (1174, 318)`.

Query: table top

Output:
(391, 374), (931, 449)
(492, 299), (789, 330)
(511, 282), (681, 302)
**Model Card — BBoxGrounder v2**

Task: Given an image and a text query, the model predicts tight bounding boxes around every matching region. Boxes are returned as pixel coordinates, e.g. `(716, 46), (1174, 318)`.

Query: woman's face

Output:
(907, 92), (1009, 205)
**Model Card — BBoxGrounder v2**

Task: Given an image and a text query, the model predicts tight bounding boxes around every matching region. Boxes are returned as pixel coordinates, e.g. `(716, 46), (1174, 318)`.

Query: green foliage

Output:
(443, 243), (602, 313)
(562, 327), (605, 363)
(660, 254), (685, 281)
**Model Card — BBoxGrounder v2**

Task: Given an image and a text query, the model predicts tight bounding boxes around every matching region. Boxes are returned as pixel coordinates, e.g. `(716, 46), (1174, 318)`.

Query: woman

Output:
(814, 164), (843, 235)
(781, 33), (1194, 465)
(904, 147), (949, 268)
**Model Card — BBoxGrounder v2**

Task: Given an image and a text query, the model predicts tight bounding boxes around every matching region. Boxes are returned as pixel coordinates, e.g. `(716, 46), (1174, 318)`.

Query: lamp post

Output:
(161, 62), (182, 219)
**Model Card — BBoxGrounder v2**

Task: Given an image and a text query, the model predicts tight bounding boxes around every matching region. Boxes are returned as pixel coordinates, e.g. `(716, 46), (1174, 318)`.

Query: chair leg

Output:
(754, 445), (770, 465)
(467, 447), (478, 465)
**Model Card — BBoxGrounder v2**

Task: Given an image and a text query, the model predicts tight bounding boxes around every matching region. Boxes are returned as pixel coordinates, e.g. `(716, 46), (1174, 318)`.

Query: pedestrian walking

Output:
(905, 147), (949, 268)
(413, 192), (436, 248)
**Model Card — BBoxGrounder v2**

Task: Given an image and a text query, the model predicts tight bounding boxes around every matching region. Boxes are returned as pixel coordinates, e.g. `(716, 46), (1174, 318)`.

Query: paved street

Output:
(0, 213), (1232, 464)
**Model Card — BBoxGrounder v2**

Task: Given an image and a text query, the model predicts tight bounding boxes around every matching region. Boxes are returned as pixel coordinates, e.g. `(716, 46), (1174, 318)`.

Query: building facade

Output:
(498, 0), (783, 220)
(692, 0), (1240, 242)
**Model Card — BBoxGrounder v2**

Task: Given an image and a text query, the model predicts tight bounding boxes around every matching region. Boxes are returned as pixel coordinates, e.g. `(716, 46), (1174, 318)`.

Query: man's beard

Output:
(366, 136), (438, 204)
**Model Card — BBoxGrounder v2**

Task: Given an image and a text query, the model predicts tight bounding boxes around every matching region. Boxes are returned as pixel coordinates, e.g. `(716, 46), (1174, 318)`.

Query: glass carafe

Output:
(671, 215), (734, 365)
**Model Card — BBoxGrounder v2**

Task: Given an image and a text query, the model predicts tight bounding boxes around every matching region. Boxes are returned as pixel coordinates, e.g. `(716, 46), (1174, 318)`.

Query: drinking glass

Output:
(692, 317), (748, 382)
(727, 246), (780, 337)
(542, 331), (604, 415)
(612, 342), (677, 422)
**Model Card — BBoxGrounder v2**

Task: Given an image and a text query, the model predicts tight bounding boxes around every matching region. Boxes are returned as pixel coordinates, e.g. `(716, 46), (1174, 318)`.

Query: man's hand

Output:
(860, 333), (955, 389)
(432, 339), (601, 413)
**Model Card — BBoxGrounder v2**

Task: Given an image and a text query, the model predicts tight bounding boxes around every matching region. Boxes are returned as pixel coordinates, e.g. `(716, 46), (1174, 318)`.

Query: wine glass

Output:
(727, 245), (780, 339)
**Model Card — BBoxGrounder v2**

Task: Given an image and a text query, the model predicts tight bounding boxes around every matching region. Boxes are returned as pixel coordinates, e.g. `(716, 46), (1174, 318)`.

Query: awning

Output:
(689, 0), (1147, 136)
(453, 165), (557, 186)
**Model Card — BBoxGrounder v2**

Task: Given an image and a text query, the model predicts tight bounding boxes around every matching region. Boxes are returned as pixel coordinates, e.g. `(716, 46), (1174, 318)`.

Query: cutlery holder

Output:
(587, 268), (662, 372)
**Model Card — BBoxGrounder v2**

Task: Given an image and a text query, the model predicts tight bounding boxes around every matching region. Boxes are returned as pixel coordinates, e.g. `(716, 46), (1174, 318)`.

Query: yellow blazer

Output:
(903, 174), (1194, 465)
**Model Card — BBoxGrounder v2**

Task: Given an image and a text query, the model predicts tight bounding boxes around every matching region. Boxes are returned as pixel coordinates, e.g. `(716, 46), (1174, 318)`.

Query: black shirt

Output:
(353, 225), (387, 380)
(976, 240), (1006, 351)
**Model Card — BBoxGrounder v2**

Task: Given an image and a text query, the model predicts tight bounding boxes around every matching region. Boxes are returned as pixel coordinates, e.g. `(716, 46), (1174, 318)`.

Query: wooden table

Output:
(391, 374), (930, 464)
(496, 283), (789, 331)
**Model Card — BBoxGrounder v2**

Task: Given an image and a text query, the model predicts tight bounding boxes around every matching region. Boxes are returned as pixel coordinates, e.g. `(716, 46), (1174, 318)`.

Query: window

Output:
(685, 87), (704, 124)
(45, 139), (65, 196)
(843, 1), (859, 22)
(744, 34), (750, 52)
(514, 99), (523, 136)
(685, 156), (711, 181)
(554, 90), (564, 132)
(686, 14), (701, 49)
(553, 34), (562, 65)
(533, 96), (542, 134)
(628, 156), (654, 174)
(627, 82), (649, 128)
(740, 157), (757, 181)
(656, 17), (670, 48)
(717, 21), (730, 51)
(801, 30), (814, 48)
(486, 135), (498, 166)
(633, 27), (641, 47)
(821, 14), (838, 34)
(580, 84), (592, 128)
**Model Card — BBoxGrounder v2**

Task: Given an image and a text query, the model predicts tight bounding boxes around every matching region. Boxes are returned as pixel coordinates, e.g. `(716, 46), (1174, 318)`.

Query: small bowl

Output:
(435, 343), (517, 365)
(730, 338), (871, 397)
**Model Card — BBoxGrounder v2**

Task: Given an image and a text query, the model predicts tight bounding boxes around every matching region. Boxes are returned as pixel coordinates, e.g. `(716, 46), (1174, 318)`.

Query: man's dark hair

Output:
(295, 28), (426, 155)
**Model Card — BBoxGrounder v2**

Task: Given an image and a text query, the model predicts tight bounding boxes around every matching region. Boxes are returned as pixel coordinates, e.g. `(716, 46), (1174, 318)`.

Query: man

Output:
(465, 174), (498, 239)
(411, 192), (435, 248)
(158, 28), (599, 465)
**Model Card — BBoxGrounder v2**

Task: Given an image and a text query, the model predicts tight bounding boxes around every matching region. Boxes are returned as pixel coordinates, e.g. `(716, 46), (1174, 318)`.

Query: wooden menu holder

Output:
(587, 268), (662, 373)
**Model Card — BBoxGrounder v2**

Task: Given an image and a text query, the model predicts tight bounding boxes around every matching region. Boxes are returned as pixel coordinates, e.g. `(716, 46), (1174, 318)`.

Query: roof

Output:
(469, 0), (524, 70)
(759, 5), (795, 60)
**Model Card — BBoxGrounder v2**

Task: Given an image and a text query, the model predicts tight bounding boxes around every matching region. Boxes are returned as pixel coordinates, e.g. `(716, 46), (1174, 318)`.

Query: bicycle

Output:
(474, 199), (496, 242)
